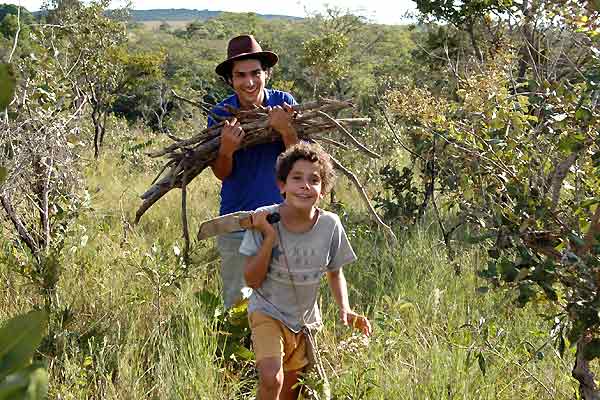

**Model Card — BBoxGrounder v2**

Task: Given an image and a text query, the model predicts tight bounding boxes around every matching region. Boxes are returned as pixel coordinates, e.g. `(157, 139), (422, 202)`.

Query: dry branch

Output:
(329, 154), (398, 243)
(136, 96), (394, 253)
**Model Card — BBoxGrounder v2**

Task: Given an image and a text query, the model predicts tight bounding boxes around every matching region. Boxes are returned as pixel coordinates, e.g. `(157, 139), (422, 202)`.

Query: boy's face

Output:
(278, 160), (324, 212)
(230, 58), (266, 109)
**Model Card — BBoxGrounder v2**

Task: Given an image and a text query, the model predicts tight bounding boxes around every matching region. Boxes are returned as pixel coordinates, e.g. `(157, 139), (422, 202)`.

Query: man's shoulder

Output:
(266, 89), (296, 106)
(214, 94), (237, 113)
(208, 94), (237, 127)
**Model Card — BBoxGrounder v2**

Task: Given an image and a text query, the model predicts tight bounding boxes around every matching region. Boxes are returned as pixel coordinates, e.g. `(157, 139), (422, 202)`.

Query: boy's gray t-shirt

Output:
(239, 204), (357, 333)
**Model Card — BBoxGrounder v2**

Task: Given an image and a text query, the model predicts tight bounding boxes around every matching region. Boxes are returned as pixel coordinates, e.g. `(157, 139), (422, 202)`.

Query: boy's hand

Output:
(251, 210), (276, 239)
(340, 309), (372, 337)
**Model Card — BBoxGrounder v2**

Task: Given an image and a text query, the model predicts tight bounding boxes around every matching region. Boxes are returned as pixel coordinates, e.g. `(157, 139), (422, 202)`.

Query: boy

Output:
(240, 143), (372, 400)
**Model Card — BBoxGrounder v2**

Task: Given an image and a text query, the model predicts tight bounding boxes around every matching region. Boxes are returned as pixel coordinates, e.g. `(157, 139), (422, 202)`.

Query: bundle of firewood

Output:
(135, 94), (396, 256)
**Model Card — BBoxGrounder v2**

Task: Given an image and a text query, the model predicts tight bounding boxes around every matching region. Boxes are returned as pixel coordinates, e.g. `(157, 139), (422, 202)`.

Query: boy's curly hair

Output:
(276, 142), (336, 196)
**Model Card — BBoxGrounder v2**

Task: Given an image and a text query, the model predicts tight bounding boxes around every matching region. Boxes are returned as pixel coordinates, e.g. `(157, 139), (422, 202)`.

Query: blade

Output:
(196, 211), (253, 240)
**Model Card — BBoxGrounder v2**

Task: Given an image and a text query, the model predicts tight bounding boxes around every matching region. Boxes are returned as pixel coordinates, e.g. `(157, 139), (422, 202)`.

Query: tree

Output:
(0, 4), (34, 39)
(0, 4), (35, 23)
(115, 26), (218, 131)
(0, 14), (86, 313)
(48, 0), (164, 158)
(385, 1), (600, 397)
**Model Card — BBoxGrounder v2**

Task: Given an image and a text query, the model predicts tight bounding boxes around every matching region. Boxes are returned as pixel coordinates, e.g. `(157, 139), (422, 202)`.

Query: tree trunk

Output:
(573, 333), (600, 400)
(419, 137), (436, 220)
(99, 110), (107, 147)
(0, 195), (39, 260)
(517, 0), (536, 82)
(92, 107), (101, 159)
(92, 106), (106, 159)
(466, 20), (483, 63)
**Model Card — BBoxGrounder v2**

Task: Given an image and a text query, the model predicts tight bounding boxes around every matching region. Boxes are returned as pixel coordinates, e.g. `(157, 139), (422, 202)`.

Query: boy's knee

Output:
(258, 358), (284, 391)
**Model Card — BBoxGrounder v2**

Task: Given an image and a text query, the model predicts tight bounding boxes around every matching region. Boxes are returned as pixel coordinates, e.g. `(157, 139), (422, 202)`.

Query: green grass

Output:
(0, 133), (582, 399)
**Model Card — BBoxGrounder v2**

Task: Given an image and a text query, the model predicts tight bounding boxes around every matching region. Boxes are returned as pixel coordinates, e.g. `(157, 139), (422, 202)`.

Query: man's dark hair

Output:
(276, 143), (336, 196)
(223, 58), (272, 86)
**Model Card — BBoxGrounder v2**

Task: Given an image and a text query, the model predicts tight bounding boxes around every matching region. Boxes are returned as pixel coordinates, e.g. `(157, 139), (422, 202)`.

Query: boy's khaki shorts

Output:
(248, 311), (309, 372)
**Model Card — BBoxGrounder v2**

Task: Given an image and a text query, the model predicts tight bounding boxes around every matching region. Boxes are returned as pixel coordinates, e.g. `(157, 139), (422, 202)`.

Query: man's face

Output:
(230, 59), (267, 109)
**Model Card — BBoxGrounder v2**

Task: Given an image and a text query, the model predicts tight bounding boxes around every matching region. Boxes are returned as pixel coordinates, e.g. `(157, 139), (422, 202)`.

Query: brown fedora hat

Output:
(215, 35), (278, 78)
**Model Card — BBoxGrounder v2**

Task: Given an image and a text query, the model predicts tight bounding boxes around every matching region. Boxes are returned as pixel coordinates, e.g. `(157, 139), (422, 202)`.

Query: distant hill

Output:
(29, 8), (301, 22)
(128, 9), (301, 22)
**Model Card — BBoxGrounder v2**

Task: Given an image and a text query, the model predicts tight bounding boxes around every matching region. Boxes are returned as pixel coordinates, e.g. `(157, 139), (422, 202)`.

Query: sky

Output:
(13, 0), (417, 25)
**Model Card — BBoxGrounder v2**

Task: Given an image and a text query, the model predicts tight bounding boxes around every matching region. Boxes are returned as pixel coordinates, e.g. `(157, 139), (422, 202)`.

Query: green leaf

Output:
(517, 282), (536, 306)
(225, 343), (254, 361)
(464, 232), (496, 244)
(0, 64), (16, 110)
(499, 260), (519, 282)
(194, 289), (220, 317)
(477, 352), (486, 376)
(540, 283), (558, 302)
(0, 311), (47, 380)
(557, 334), (566, 358)
(559, 134), (586, 152)
(464, 349), (473, 370)
(569, 232), (585, 247)
(0, 364), (47, 400)
(583, 338), (600, 360)
(579, 198), (600, 209)
(0, 166), (7, 185)
(575, 107), (592, 122)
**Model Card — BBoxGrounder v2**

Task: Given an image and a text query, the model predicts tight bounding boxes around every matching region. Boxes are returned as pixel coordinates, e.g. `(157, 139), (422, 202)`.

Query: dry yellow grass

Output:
(139, 20), (196, 31)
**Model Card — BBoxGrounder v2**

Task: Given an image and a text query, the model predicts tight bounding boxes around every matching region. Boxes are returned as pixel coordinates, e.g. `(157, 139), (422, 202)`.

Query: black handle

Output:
(266, 212), (280, 224)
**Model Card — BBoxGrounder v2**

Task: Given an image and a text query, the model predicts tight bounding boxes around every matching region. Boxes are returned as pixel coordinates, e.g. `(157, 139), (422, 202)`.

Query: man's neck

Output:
(238, 90), (265, 110)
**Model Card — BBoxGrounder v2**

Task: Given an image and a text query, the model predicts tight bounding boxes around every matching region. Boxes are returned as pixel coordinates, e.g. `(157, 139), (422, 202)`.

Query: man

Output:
(209, 34), (299, 309)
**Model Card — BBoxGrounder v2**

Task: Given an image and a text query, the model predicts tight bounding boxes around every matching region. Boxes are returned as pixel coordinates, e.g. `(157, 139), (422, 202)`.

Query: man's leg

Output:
(217, 231), (251, 309)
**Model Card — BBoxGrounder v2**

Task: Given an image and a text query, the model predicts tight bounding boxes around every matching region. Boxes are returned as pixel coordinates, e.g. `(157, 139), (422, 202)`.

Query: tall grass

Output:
(0, 134), (581, 399)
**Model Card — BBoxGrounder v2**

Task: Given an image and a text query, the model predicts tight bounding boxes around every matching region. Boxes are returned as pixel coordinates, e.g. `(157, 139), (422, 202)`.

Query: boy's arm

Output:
(327, 269), (372, 337)
(243, 211), (276, 289)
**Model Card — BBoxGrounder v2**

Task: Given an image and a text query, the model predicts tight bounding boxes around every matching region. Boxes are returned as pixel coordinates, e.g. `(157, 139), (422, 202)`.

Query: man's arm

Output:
(268, 103), (299, 148)
(327, 269), (372, 336)
(244, 211), (277, 288)
(210, 118), (244, 181)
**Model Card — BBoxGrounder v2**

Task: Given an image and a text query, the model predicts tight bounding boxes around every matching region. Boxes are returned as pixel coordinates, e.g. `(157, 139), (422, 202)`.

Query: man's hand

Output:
(219, 118), (244, 157)
(268, 103), (294, 133)
(268, 103), (298, 147)
(251, 210), (276, 239)
(340, 309), (372, 337)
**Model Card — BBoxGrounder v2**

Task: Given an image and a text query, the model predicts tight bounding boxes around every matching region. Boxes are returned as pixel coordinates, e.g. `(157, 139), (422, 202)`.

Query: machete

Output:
(197, 211), (280, 240)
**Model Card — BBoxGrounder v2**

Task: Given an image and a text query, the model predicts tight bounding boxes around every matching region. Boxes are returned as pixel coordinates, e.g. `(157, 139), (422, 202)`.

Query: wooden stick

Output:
(135, 99), (386, 249)
(329, 154), (397, 243)
(312, 136), (351, 150)
(317, 110), (380, 159)
(181, 167), (190, 262)
(171, 90), (228, 121)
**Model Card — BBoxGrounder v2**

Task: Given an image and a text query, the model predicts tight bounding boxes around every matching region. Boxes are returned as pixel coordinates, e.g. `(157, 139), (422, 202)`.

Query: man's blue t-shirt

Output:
(208, 89), (297, 215)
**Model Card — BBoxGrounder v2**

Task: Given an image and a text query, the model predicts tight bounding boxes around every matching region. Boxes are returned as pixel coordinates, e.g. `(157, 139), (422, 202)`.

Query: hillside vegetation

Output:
(0, 0), (599, 399)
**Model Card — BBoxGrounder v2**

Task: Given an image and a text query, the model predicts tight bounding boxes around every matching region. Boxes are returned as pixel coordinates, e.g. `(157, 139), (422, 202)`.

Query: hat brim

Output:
(215, 51), (278, 78)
